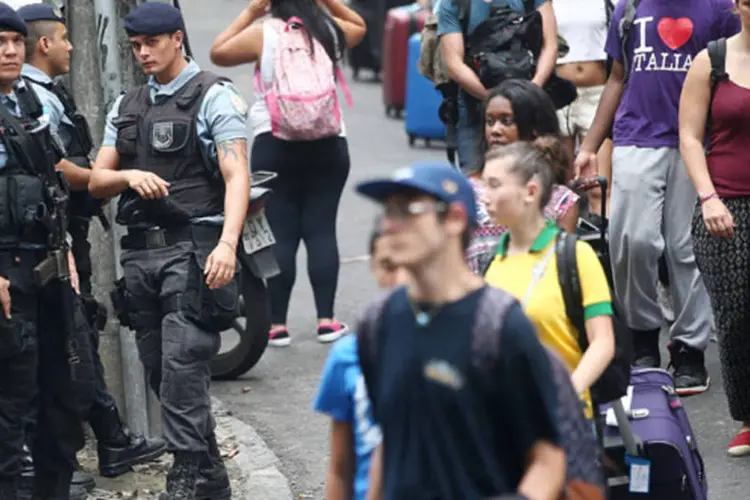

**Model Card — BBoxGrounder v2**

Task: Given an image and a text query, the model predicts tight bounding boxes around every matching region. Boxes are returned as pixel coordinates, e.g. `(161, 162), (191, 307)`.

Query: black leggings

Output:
(251, 133), (351, 324)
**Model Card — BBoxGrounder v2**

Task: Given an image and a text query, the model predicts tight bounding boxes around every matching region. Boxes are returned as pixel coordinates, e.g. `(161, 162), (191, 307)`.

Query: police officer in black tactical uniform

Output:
(89, 3), (251, 499)
(17, 4), (167, 492)
(0, 3), (95, 499)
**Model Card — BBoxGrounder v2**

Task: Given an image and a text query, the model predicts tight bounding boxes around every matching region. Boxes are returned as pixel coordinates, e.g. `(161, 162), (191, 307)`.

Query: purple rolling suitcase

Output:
(600, 368), (707, 499)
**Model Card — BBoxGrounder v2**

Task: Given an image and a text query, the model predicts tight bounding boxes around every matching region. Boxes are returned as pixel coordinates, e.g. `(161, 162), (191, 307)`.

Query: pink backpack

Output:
(256, 17), (353, 141)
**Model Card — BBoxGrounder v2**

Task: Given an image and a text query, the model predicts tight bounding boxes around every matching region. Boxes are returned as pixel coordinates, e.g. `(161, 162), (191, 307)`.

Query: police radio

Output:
(14, 78), (43, 122)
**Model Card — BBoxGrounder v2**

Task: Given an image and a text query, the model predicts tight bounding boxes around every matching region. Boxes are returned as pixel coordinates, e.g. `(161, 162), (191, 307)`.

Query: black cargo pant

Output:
(68, 216), (117, 417)
(0, 249), (94, 485)
(115, 227), (239, 452)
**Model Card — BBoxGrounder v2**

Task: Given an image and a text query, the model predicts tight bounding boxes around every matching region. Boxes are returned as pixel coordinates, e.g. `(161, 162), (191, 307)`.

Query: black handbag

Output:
(544, 74), (578, 110)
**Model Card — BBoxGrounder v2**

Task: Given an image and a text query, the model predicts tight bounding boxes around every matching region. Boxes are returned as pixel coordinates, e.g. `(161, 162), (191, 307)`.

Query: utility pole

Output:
(65, 0), (127, 421)
(66, 0), (154, 437)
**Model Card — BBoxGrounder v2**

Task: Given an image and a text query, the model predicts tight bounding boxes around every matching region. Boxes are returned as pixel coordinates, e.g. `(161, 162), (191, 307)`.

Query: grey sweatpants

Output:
(609, 146), (712, 351)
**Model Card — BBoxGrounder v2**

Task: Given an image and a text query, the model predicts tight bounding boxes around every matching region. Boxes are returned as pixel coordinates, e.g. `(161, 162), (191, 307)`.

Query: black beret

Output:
(17, 3), (65, 24)
(0, 3), (27, 36)
(124, 2), (184, 36)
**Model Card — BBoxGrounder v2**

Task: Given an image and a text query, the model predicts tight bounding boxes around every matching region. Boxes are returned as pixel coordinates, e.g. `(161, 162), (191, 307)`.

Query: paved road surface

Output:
(180, 0), (748, 497)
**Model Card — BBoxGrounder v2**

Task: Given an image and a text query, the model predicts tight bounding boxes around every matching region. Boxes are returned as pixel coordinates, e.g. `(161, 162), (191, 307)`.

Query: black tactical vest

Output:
(113, 71), (227, 228)
(0, 82), (65, 248)
(22, 77), (94, 163)
(23, 75), (103, 222)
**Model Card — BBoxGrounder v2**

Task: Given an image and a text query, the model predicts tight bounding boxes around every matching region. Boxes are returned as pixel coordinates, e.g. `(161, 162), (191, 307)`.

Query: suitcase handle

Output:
(610, 399), (643, 458)
(569, 175), (608, 247)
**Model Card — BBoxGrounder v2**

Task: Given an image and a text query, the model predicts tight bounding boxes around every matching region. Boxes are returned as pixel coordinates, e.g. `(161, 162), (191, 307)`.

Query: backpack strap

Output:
(706, 38), (728, 145)
(478, 238), (503, 277)
(470, 286), (516, 373)
(355, 289), (396, 411)
(618, 0), (642, 82)
(460, 0), (471, 37)
(604, 0), (614, 26)
(555, 232), (588, 351)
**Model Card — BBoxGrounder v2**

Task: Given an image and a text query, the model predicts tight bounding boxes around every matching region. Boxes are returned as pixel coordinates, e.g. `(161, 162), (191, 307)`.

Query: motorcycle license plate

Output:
(241, 211), (276, 253)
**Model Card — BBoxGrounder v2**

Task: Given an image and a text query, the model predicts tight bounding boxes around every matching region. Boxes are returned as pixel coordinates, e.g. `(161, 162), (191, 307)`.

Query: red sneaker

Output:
(317, 321), (348, 344)
(269, 327), (291, 347)
(727, 429), (750, 457)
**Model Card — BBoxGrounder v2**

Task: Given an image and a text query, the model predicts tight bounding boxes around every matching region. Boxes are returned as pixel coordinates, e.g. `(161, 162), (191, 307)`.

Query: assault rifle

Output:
(11, 78), (72, 288)
(0, 78), (79, 373)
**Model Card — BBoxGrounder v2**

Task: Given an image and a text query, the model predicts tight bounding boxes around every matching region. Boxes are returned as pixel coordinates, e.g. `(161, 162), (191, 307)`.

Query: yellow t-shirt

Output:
(484, 222), (613, 419)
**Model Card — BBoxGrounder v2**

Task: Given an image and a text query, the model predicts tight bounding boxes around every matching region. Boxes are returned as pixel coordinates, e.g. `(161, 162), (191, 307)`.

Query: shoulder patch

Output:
(221, 82), (248, 115)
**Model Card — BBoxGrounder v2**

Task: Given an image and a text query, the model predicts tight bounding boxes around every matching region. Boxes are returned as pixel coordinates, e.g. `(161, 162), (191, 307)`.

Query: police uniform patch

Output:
(152, 122), (174, 149)
(228, 90), (248, 115)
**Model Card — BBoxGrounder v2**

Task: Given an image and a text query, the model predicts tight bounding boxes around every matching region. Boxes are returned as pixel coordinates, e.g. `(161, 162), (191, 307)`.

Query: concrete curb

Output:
(212, 397), (294, 500)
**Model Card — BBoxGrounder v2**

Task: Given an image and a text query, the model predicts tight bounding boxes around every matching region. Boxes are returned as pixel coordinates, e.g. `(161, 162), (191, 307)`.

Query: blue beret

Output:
(0, 3), (27, 36)
(17, 3), (65, 24)
(124, 2), (184, 36)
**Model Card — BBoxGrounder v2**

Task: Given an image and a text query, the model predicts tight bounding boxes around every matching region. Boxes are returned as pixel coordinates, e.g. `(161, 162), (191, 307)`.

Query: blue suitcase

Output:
(405, 33), (446, 146)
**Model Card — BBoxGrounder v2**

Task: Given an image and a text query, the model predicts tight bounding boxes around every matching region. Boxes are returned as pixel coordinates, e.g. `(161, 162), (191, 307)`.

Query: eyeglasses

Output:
(382, 200), (448, 221)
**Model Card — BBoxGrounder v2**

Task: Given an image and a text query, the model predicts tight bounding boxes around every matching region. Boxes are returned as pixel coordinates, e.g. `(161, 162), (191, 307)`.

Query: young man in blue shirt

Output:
(437, 0), (558, 171)
(354, 162), (565, 499)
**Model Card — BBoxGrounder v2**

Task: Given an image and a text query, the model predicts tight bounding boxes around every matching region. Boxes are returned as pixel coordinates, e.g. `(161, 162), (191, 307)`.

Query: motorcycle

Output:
(210, 171), (280, 380)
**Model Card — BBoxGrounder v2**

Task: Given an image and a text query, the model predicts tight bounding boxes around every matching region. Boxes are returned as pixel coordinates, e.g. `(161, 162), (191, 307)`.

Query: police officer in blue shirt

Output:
(17, 2), (168, 491)
(88, 2), (251, 499)
(0, 3), (95, 499)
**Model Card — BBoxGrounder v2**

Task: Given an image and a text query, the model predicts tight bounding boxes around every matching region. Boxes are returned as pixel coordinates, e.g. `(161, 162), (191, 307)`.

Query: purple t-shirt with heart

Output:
(605, 0), (740, 148)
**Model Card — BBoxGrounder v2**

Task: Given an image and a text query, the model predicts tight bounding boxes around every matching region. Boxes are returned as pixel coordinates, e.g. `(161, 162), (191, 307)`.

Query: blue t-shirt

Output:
(360, 286), (561, 499)
(437, 0), (548, 37)
(314, 334), (382, 500)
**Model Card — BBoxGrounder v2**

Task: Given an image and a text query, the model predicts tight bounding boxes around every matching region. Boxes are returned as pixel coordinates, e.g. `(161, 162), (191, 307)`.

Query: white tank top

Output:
(554, 0), (610, 65)
(250, 20), (347, 138)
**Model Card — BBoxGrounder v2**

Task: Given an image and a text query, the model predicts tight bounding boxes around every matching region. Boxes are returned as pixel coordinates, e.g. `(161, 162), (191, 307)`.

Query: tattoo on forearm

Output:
(217, 138), (248, 163)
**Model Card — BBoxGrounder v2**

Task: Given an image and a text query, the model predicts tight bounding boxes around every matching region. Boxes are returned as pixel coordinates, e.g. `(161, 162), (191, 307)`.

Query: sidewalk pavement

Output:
(78, 398), (293, 499)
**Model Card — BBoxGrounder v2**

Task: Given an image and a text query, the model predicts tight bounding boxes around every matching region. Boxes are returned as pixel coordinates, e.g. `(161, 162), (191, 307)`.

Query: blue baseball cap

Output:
(356, 161), (478, 227)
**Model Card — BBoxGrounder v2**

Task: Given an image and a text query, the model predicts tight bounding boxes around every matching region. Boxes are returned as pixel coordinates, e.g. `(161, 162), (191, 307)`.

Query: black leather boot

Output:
(17, 446), (95, 496)
(195, 434), (231, 500)
(71, 463), (96, 493)
(31, 470), (87, 500)
(0, 479), (17, 500)
(89, 404), (167, 477)
(158, 452), (201, 500)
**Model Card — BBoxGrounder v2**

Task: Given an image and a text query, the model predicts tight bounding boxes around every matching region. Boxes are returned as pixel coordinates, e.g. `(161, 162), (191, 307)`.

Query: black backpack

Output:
(556, 232), (634, 406)
(465, 0), (542, 88)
